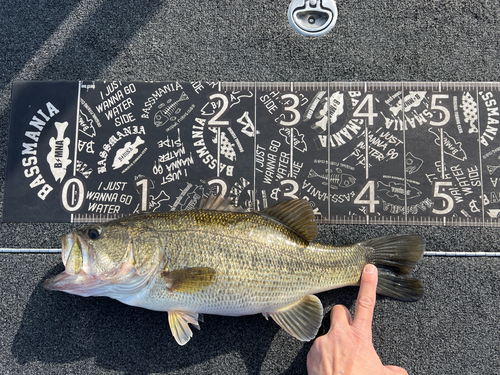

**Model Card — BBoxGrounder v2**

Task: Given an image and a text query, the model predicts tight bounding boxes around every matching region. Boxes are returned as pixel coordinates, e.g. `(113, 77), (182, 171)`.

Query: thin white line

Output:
(0, 249), (62, 253)
(71, 81), (82, 223)
(440, 126), (446, 227)
(73, 81), (82, 177)
(438, 84), (446, 226)
(439, 82), (445, 180)
(253, 82), (257, 210)
(2, 248), (500, 256)
(217, 127), (221, 178)
(365, 128), (369, 179)
(424, 251), (500, 257)
(402, 82), (407, 224)
(217, 83), (221, 178)
(364, 82), (369, 180)
(289, 82), (294, 177)
(327, 82), (331, 221)
(440, 141), (445, 179)
(476, 84), (485, 225)
(290, 130), (294, 177)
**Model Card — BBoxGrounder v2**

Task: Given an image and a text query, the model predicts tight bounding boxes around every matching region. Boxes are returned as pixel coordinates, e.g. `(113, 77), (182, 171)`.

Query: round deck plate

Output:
(288, 0), (338, 37)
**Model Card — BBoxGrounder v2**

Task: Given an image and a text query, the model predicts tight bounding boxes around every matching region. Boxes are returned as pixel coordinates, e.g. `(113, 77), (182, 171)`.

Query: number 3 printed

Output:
(279, 94), (301, 127)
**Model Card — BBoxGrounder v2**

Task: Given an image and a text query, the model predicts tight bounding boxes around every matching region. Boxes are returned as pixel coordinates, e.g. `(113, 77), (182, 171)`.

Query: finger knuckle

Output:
(309, 336), (332, 354)
(357, 295), (375, 309)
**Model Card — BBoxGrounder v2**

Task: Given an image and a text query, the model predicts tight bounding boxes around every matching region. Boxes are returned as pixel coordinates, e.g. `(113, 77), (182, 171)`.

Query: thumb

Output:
(328, 304), (352, 334)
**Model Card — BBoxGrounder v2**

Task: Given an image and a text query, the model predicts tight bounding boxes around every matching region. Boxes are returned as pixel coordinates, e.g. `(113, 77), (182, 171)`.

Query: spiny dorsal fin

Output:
(198, 194), (247, 213)
(259, 199), (318, 241)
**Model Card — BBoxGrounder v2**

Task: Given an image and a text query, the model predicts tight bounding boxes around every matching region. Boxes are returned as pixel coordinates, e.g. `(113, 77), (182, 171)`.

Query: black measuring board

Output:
(4, 81), (500, 226)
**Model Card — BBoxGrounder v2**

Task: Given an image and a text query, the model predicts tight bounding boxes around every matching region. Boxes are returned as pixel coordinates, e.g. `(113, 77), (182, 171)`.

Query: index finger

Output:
(352, 264), (378, 333)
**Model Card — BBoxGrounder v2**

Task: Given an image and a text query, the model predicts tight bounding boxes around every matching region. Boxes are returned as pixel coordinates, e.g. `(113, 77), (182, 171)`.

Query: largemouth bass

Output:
(44, 196), (424, 346)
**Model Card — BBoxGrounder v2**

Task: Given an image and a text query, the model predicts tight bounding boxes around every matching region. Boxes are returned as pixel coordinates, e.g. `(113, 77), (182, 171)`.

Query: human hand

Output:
(307, 264), (408, 375)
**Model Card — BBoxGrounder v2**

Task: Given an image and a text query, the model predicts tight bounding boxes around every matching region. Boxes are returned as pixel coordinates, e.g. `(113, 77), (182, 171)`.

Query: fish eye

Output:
(88, 227), (101, 240)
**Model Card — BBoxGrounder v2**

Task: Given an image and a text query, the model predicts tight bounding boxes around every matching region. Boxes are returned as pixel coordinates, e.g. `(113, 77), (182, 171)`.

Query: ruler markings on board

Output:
(4, 81), (500, 227)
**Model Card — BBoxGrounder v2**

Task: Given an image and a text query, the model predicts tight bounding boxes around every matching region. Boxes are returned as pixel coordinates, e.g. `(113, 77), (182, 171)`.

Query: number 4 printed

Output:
(353, 180), (380, 214)
(352, 93), (378, 126)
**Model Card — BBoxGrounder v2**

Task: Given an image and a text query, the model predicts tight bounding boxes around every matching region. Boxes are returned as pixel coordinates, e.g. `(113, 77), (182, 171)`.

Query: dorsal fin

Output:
(198, 194), (248, 213)
(259, 199), (317, 241)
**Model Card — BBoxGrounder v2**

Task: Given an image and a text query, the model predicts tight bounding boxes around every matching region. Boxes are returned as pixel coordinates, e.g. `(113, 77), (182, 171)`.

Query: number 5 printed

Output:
(431, 180), (455, 216)
(429, 94), (451, 127)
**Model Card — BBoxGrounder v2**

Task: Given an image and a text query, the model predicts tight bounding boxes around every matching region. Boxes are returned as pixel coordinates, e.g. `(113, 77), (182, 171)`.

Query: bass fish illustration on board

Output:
(154, 92), (189, 127)
(308, 168), (356, 189)
(47, 121), (72, 183)
(111, 136), (145, 170)
(45, 196), (424, 346)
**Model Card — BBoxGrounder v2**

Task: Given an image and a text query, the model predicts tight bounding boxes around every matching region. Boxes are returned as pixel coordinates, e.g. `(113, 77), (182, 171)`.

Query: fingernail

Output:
(364, 264), (375, 274)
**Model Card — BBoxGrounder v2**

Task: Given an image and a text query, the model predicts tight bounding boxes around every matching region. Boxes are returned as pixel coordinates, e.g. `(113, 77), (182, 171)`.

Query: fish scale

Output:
(140, 211), (321, 314)
(44, 196), (424, 346)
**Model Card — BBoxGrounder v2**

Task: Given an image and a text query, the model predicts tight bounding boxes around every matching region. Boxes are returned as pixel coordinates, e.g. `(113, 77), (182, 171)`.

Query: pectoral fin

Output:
(161, 267), (216, 293)
(168, 311), (202, 346)
(266, 295), (323, 341)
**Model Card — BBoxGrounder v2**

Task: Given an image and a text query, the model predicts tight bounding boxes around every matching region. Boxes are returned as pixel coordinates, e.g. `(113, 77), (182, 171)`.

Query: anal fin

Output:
(266, 295), (323, 341)
(168, 311), (202, 346)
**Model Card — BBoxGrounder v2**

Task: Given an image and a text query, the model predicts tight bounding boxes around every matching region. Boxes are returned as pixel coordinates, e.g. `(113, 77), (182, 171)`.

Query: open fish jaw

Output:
(45, 229), (160, 300)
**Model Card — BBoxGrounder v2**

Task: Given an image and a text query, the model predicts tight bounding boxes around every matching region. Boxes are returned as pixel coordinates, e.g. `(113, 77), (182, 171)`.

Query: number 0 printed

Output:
(60, 177), (86, 213)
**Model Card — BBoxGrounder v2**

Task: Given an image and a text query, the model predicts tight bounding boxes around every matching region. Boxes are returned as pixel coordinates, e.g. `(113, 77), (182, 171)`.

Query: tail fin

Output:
(360, 235), (425, 302)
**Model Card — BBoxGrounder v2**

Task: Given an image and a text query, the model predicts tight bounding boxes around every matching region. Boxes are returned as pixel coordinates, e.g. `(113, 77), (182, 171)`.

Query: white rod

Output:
(0, 249), (61, 253)
(424, 251), (500, 257)
(1, 249), (500, 257)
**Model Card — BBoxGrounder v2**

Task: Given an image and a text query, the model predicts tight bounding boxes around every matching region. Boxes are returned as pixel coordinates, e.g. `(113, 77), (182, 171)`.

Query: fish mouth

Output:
(44, 232), (96, 296)
(44, 232), (155, 298)
(43, 269), (95, 295)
